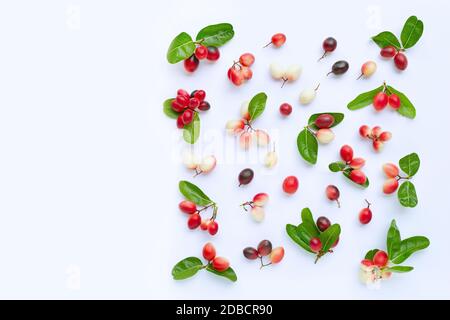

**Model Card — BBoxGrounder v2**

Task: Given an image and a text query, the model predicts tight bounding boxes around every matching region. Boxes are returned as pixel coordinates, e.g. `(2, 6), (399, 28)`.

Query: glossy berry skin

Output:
(316, 216), (331, 232)
(243, 247), (259, 260)
(238, 168), (254, 186)
(383, 178), (399, 194)
(394, 52), (408, 70)
(309, 237), (322, 253)
(229, 68), (244, 86)
(253, 193), (269, 207)
(361, 259), (373, 267)
(314, 114), (335, 129)
(198, 101), (210, 111)
(323, 37), (337, 53)
(383, 163), (399, 178)
(179, 200), (197, 214)
(349, 170), (367, 185)
(379, 131), (392, 142)
(380, 46), (397, 58)
(269, 247), (285, 264)
(279, 103), (292, 116)
(360, 61), (377, 78)
(192, 90), (206, 102)
(329, 60), (349, 75)
(187, 213), (201, 229)
(194, 45), (208, 60)
(200, 220), (208, 231)
(282, 176), (299, 194)
(176, 115), (184, 129)
(239, 53), (255, 67)
(207, 220), (219, 235)
(271, 33), (286, 47)
(359, 125), (370, 138)
(388, 94), (401, 109)
(184, 55), (199, 73)
(326, 185), (340, 201)
(171, 100), (185, 113)
(177, 89), (190, 100)
(257, 240), (273, 256)
(373, 92), (389, 111)
(340, 145), (354, 162)
(373, 250), (389, 267)
(202, 242), (216, 261)
(181, 109), (194, 125)
(316, 129), (335, 144)
(212, 257), (229, 272)
(359, 207), (372, 225)
(241, 67), (253, 80)
(371, 126), (382, 138)
(206, 46), (220, 61)
(176, 94), (189, 107)
(189, 97), (200, 109)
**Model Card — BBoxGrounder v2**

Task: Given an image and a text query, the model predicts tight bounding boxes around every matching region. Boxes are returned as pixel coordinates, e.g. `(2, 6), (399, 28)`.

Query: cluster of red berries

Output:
(170, 89), (210, 129)
(382, 163), (401, 194)
(202, 243), (230, 272)
(373, 90), (401, 111)
(184, 45), (220, 73)
(340, 145), (368, 185)
(310, 216), (339, 252)
(179, 200), (219, 236)
(228, 53), (255, 86)
(361, 250), (389, 268)
(243, 240), (284, 268)
(359, 125), (392, 152)
(380, 46), (408, 71)
(240, 193), (269, 222)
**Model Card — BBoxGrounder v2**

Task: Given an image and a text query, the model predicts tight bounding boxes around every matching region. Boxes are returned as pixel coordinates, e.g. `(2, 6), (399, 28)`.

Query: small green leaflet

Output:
(347, 86), (383, 110)
(371, 31), (402, 49)
(387, 220), (401, 259)
(196, 23), (234, 47)
(308, 113), (344, 129)
(297, 128), (318, 165)
(206, 265), (237, 282)
(248, 92), (267, 121)
(399, 153), (420, 177)
(398, 181), (418, 208)
(183, 112), (200, 144)
(179, 180), (212, 206)
(401, 16), (424, 49)
(171, 257), (203, 280)
(163, 98), (179, 119)
(286, 224), (313, 253)
(329, 161), (346, 172)
(166, 32), (195, 64)
(364, 249), (379, 260)
(390, 236), (430, 264)
(387, 266), (414, 273)
(319, 224), (341, 253)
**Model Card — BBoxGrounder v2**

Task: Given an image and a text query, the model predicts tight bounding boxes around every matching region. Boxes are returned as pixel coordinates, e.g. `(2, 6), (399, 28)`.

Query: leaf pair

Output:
(172, 257), (237, 282)
(372, 16), (424, 50)
(347, 83), (416, 119)
(296, 113), (344, 164)
(286, 208), (341, 263)
(167, 23), (234, 64)
(364, 219), (429, 273)
(397, 153), (420, 207)
(179, 180), (213, 206)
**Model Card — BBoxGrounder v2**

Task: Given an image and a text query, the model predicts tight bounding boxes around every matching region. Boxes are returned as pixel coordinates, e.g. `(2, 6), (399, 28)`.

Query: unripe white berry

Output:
(299, 88), (316, 104)
(285, 65), (302, 81)
(316, 128), (335, 144)
(264, 151), (278, 168)
(182, 151), (200, 170)
(270, 63), (285, 79)
(198, 155), (216, 173)
(250, 206), (265, 222)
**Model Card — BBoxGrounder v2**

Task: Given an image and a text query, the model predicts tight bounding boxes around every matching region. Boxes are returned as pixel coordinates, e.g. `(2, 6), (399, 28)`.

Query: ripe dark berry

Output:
(282, 176), (299, 194)
(198, 101), (210, 111)
(176, 95), (189, 107)
(193, 90), (206, 102)
(316, 216), (331, 232)
(189, 97), (200, 109)
(394, 52), (408, 70)
(243, 247), (259, 260)
(325, 185), (340, 207)
(373, 92), (388, 111)
(194, 45), (208, 60)
(206, 46), (220, 61)
(187, 213), (201, 229)
(314, 114), (335, 129)
(279, 103), (292, 116)
(238, 168), (254, 186)
(184, 55), (199, 73)
(309, 237), (322, 252)
(207, 220), (219, 235)
(380, 46), (397, 58)
(327, 60), (349, 76)
(319, 37), (337, 60)
(177, 89), (190, 99)
(257, 240), (272, 256)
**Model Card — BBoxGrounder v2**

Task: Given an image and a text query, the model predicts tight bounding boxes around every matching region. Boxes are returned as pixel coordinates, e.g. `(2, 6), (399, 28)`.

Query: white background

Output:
(0, 0), (449, 299)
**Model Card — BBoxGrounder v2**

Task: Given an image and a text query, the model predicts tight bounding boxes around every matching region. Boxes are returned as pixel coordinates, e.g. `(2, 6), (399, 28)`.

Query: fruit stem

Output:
(365, 199), (371, 208)
(263, 41), (272, 48)
(396, 175), (411, 181)
(314, 83), (321, 91)
(198, 203), (215, 213)
(259, 257), (272, 269)
(336, 199), (341, 208)
(326, 71), (333, 76)
(305, 126), (316, 135)
(356, 73), (363, 80)
(317, 51), (327, 62)
(281, 78), (287, 88)
(193, 169), (203, 177)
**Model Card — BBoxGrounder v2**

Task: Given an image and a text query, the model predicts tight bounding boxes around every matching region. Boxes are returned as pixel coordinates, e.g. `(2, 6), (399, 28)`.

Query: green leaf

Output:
(286, 224), (314, 253)
(401, 16), (424, 49)
(398, 181), (418, 208)
(163, 98), (180, 119)
(390, 236), (430, 264)
(342, 170), (370, 188)
(171, 257), (203, 280)
(387, 220), (401, 259)
(399, 152), (420, 177)
(248, 92), (267, 121)
(297, 128), (318, 165)
(183, 112), (200, 144)
(387, 266), (414, 273)
(166, 32), (195, 64)
(196, 23), (234, 47)
(386, 86), (416, 119)
(206, 265), (237, 282)
(329, 161), (346, 172)
(319, 224), (341, 253)
(179, 180), (212, 206)
(308, 112), (344, 129)
(371, 31), (402, 49)
(347, 85), (384, 110)
(300, 208), (320, 237)
(365, 249), (380, 260)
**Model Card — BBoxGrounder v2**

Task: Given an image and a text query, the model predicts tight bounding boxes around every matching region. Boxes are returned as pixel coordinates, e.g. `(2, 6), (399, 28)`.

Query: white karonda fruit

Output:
(285, 65), (302, 81)
(299, 88), (316, 105)
(316, 128), (335, 144)
(270, 63), (285, 80)
(198, 155), (216, 173)
(182, 151), (200, 170)
(251, 206), (265, 222)
(264, 151), (278, 168)
(240, 100), (250, 120)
